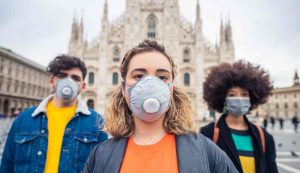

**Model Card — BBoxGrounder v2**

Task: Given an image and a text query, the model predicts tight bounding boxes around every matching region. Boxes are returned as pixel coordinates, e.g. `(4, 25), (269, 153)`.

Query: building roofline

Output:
(272, 85), (300, 93)
(0, 47), (47, 73)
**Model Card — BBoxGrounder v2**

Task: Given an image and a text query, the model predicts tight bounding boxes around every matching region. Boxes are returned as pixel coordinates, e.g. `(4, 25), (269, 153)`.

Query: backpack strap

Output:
(213, 121), (220, 143)
(254, 123), (266, 154)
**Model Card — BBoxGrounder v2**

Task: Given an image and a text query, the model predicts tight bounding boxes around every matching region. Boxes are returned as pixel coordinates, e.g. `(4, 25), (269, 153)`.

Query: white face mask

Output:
(55, 77), (79, 102)
(225, 97), (251, 116)
(124, 75), (171, 122)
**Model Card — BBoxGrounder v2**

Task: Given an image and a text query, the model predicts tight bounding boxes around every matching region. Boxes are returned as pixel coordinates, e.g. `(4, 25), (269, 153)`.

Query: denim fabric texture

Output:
(0, 96), (108, 173)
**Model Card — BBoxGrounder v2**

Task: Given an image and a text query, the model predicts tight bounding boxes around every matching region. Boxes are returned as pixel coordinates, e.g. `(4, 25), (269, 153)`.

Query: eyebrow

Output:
(156, 69), (171, 74)
(129, 68), (171, 75)
(71, 74), (82, 80)
(129, 68), (147, 75)
(228, 90), (248, 93)
(57, 72), (82, 80)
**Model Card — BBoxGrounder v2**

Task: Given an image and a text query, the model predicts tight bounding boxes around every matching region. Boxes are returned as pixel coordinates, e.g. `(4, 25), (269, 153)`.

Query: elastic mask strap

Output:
(223, 101), (228, 114)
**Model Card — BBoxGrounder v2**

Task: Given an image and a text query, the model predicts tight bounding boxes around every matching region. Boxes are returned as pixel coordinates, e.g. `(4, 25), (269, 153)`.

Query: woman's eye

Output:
(243, 93), (249, 97)
(158, 76), (168, 81)
(133, 74), (144, 80)
(228, 93), (235, 97)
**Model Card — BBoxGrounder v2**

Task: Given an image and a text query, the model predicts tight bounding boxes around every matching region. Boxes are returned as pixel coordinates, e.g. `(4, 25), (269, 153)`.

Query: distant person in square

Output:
(291, 115), (299, 133)
(270, 116), (275, 129)
(278, 117), (284, 130)
(0, 55), (108, 173)
(200, 60), (278, 173)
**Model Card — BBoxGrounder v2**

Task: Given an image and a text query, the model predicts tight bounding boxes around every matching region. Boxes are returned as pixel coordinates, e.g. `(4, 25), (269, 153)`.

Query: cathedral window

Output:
(8, 62), (12, 75)
(112, 72), (118, 85)
(147, 14), (157, 38)
(88, 72), (95, 85)
(113, 46), (120, 62)
(15, 81), (18, 93)
(0, 58), (3, 73)
(6, 80), (11, 92)
(183, 48), (190, 63)
(184, 73), (190, 86)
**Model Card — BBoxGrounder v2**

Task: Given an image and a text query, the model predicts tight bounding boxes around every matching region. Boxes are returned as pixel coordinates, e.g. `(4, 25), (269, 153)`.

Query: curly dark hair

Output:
(46, 54), (87, 80)
(203, 60), (273, 113)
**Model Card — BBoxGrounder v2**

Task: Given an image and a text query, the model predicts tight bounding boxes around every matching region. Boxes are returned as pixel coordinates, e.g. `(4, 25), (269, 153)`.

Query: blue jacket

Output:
(0, 96), (108, 173)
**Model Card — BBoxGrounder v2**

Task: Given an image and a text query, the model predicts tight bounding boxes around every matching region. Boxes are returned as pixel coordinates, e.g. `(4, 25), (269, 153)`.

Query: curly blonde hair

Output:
(105, 40), (197, 137)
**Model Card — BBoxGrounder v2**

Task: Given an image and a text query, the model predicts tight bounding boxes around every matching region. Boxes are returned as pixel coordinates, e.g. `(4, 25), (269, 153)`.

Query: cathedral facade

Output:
(68, 0), (235, 121)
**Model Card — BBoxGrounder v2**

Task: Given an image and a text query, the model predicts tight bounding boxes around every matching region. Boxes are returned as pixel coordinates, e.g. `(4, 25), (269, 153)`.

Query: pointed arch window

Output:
(184, 73), (190, 86)
(147, 14), (157, 38)
(183, 48), (191, 63)
(88, 72), (94, 85)
(112, 72), (118, 85)
(113, 46), (120, 62)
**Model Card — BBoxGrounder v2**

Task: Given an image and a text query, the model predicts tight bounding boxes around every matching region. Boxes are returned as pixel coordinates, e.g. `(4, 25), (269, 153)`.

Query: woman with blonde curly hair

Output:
(83, 40), (237, 173)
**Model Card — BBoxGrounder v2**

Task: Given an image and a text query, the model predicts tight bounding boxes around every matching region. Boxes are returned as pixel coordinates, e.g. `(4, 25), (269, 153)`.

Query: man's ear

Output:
(81, 82), (86, 91)
(49, 75), (55, 88)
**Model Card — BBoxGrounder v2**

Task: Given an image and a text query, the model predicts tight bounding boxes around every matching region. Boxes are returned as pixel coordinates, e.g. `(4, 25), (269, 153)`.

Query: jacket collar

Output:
(32, 95), (91, 117)
(217, 114), (263, 172)
(217, 114), (242, 168)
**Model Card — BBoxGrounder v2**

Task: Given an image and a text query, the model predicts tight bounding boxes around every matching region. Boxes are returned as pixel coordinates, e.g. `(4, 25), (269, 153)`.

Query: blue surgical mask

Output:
(225, 97), (251, 116)
(124, 75), (171, 122)
(56, 77), (79, 101)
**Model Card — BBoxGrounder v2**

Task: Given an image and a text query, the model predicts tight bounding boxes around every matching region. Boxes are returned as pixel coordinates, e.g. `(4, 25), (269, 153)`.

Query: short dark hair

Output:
(203, 60), (273, 113)
(46, 54), (87, 80)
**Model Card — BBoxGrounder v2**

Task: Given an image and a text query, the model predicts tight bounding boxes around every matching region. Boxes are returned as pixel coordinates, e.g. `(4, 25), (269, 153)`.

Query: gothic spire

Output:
(78, 10), (84, 42)
(294, 70), (300, 86)
(102, 0), (108, 21)
(196, 0), (201, 21)
(195, 0), (202, 40)
(225, 13), (232, 43)
(70, 10), (79, 43)
(220, 14), (225, 45)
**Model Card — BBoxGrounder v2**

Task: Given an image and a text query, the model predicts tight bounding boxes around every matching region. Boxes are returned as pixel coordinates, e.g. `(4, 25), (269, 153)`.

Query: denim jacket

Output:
(0, 95), (108, 173)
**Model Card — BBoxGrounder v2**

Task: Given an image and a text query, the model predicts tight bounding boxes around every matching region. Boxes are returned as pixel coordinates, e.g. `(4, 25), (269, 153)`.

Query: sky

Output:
(0, 0), (299, 87)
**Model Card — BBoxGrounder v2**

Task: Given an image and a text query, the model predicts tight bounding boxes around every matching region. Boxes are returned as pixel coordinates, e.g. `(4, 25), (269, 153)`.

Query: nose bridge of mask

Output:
(126, 75), (170, 95)
(227, 96), (249, 102)
(232, 97), (250, 107)
(131, 77), (170, 122)
(57, 76), (74, 86)
(129, 75), (171, 116)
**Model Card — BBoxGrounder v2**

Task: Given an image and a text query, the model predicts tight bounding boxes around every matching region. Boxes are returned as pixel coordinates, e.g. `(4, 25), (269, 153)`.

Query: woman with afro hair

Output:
(201, 60), (278, 173)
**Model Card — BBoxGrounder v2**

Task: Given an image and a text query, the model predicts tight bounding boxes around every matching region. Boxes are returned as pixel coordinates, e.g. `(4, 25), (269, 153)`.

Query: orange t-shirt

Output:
(120, 133), (178, 173)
